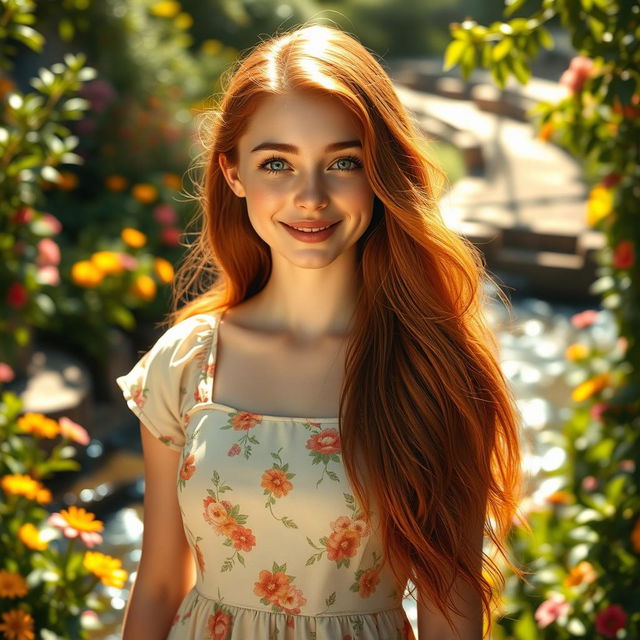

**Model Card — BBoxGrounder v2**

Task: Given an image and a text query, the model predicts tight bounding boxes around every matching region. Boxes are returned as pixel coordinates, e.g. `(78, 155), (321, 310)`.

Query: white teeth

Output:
(290, 224), (332, 233)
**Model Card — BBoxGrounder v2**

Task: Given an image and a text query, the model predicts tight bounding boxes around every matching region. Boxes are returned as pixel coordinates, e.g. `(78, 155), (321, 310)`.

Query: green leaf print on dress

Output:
(220, 410), (263, 459)
(304, 421), (343, 487)
(261, 447), (298, 529)
(202, 470), (256, 572)
(305, 493), (371, 568)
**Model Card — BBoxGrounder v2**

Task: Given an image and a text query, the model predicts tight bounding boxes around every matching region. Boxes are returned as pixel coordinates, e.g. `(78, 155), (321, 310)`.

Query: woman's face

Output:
(219, 90), (375, 269)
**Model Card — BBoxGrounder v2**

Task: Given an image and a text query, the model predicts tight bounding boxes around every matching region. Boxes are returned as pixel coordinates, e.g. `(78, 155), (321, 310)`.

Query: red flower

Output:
(559, 56), (594, 94)
(612, 240), (634, 269)
(306, 428), (341, 455)
(7, 282), (28, 308)
(595, 604), (627, 638)
(229, 525), (256, 552)
(160, 227), (182, 246)
(11, 206), (34, 224)
(601, 172), (621, 189)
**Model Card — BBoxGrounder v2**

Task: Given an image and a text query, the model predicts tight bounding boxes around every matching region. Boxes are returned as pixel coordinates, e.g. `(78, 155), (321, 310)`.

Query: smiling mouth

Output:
(284, 222), (339, 233)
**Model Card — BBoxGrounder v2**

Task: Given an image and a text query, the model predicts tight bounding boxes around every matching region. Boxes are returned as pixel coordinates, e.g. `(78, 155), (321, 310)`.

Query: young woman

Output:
(117, 22), (527, 640)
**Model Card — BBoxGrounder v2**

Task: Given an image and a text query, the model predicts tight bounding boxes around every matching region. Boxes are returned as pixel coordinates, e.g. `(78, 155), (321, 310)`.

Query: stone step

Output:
(499, 224), (580, 254)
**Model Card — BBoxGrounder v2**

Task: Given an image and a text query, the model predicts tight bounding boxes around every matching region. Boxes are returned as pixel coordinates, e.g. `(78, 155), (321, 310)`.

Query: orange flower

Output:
(358, 567), (381, 598)
(17, 412), (60, 438)
(253, 569), (291, 605)
(539, 122), (554, 142)
(231, 412), (262, 431)
(71, 260), (104, 287)
(631, 517), (640, 553)
(565, 343), (589, 361)
(121, 227), (147, 248)
(0, 570), (28, 598)
(18, 523), (48, 550)
(571, 373), (611, 403)
(56, 171), (78, 190)
(132, 183), (158, 204)
(326, 528), (361, 562)
(0, 608), (35, 640)
(162, 173), (182, 189)
(153, 257), (174, 283)
(180, 454), (196, 481)
(105, 174), (127, 191)
(1, 474), (52, 504)
(545, 490), (573, 505)
(130, 274), (157, 301)
(229, 525), (256, 552)
(261, 468), (293, 498)
(83, 551), (128, 588)
(564, 560), (596, 587)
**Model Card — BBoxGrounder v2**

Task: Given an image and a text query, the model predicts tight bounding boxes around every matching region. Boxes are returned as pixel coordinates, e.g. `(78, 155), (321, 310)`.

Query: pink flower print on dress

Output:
(130, 381), (148, 408)
(180, 454), (196, 481)
(253, 563), (307, 615)
(278, 583), (307, 615)
(305, 426), (342, 487)
(194, 386), (209, 403)
(227, 443), (241, 457)
(221, 411), (263, 459)
(207, 607), (233, 640)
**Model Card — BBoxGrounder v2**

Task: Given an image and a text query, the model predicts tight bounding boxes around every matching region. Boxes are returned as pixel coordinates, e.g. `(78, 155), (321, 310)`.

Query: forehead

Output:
(238, 90), (362, 149)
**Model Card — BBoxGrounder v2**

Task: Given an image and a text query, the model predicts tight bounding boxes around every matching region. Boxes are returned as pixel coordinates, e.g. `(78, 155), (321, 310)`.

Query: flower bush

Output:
(445, 0), (640, 636)
(0, 381), (127, 638)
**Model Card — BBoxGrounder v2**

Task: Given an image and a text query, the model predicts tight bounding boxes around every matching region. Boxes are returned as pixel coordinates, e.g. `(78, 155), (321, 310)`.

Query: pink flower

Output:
(590, 403), (608, 421)
(571, 309), (598, 329)
(46, 513), (103, 547)
(58, 416), (90, 445)
(227, 443), (241, 457)
(118, 253), (138, 270)
(595, 604), (627, 638)
(79, 79), (117, 114)
(306, 428), (341, 455)
(0, 363), (15, 383)
(36, 265), (60, 286)
(560, 56), (594, 94)
(41, 213), (62, 235)
(36, 238), (61, 266)
(153, 204), (178, 226)
(534, 594), (570, 628)
(581, 475), (598, 492)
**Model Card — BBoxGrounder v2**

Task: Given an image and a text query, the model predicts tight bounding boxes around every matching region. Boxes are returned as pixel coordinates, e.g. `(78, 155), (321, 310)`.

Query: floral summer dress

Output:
(116, 311), (416, 640)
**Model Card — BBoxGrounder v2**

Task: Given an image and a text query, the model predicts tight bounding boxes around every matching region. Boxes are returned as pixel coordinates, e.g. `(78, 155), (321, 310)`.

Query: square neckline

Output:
(206, 308), (340, 424)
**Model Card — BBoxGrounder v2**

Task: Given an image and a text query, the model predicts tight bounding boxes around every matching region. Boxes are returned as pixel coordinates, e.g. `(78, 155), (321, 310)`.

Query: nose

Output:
(294, 171), (329, 211)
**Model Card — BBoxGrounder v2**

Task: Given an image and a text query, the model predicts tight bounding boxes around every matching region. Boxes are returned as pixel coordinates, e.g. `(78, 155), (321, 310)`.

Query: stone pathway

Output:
(387, 60), (604, 303)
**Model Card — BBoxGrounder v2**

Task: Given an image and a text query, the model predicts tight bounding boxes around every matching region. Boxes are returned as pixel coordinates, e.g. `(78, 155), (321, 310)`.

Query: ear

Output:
(218, 153), (246, 198)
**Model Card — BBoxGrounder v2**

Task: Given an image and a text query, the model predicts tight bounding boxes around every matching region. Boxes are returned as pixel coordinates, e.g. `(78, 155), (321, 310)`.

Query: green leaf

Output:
(538, 28), (554, 50)
(493, 38), (513, 62)
(504, 0), (528, 17)
(443, 40), (468, 71)
(10, 24), (44, 52)
(511, 57), (531, 84)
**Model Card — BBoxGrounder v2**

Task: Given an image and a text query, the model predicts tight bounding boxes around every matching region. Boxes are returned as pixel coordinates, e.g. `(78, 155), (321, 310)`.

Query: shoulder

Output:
(150, 312), (219, 359)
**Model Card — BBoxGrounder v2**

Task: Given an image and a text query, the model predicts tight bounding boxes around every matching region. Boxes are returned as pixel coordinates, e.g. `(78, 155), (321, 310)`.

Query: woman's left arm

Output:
(416, 513), (485, 640)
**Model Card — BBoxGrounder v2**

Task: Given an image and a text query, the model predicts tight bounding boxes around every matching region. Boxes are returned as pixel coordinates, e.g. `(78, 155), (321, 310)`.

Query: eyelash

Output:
(258, 155), (363, 174)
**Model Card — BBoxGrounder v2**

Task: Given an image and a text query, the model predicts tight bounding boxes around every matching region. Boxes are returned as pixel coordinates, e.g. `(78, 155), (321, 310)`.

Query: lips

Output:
(283, 220), (340, 230)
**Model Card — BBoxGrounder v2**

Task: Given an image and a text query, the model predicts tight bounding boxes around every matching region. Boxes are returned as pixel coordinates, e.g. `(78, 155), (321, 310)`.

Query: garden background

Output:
(0, 0), (638, 638)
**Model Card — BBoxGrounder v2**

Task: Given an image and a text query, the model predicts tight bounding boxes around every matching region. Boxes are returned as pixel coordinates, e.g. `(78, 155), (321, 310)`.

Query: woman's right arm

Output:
(121, 422), (196, 640)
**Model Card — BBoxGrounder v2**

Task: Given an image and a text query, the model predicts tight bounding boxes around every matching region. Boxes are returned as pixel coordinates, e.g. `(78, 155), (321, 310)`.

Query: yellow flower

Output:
(175, 12), (193, 29)
(1, 474), (52, 504)
(17, 412), (60, 438)
(0, 608), (35, 640)
(54, 505), (104, 533)
(18, 523), (48, 550)
(564, 560), (596, 587)
(571, 372), (611, 403)
(91, 251), (124, 275)
(121, 227), (147, 248)
(586, 185), (614, 227)
(201, 39), (223, 56)
(539, 122), (554, 142)
(83, 551), (128, 588)
(105, 174), (127, 191)
(130, 274), (157, 301)
(150, 0), (181, 17)
(71, 260), (104, 287)
(0, 571), (28, 598)
(565, 343), (589, 361)
(154, 257), (174, 284)
(162, 173), (182, 189)
(631, 517), (640, 553)
(57, 171), (78, 191)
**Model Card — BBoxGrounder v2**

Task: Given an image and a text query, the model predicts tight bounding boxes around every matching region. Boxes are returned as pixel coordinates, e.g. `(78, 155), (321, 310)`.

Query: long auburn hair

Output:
(167, 22), (529, 638)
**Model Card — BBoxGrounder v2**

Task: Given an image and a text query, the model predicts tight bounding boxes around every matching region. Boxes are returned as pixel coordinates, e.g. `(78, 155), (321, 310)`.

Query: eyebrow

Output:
(250, 140), (362, 154)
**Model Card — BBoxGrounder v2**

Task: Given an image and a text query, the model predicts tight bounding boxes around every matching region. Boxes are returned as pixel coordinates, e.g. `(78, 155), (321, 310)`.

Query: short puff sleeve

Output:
(116, 314), (216, 451)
